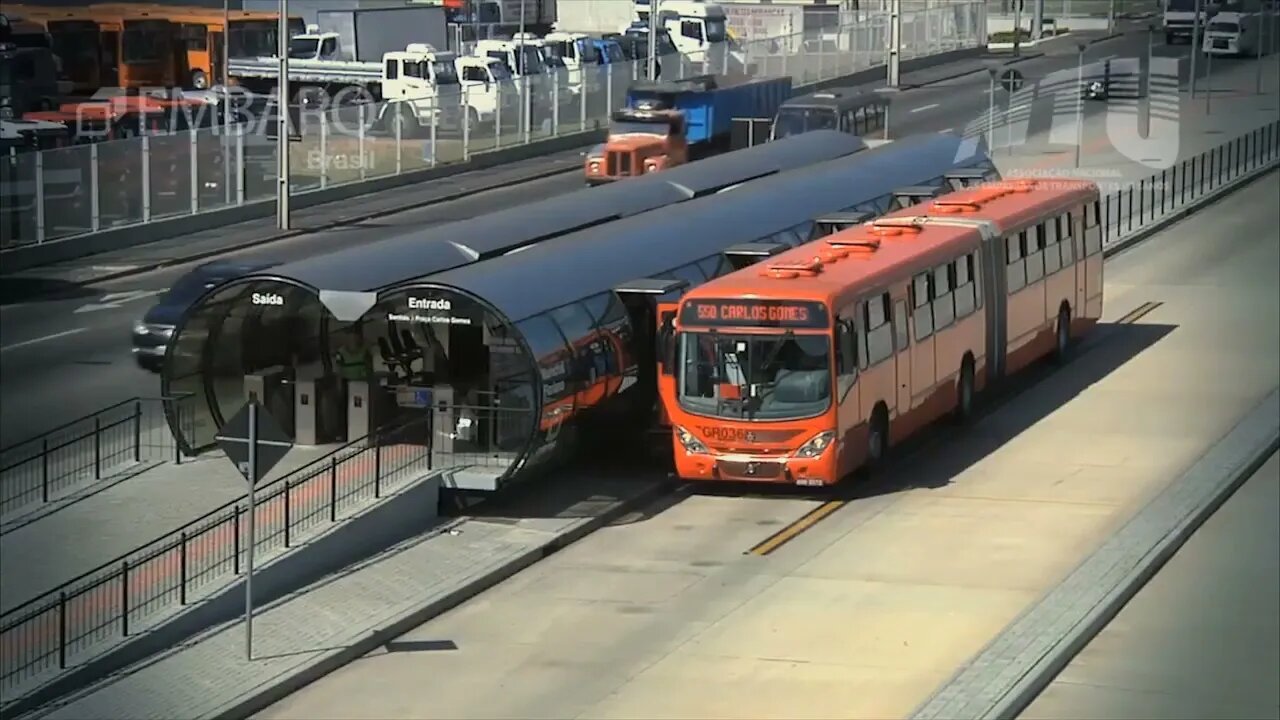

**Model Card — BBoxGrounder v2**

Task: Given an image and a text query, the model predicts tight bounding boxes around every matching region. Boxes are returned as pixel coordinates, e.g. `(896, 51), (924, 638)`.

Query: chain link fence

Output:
(0, 3), (987, 250)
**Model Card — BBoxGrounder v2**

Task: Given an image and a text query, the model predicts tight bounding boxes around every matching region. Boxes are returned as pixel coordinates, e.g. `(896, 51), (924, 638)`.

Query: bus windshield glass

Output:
(122, 21), (170, 63)
(772, 107), (838, 138)
(678, 332), (832, 421)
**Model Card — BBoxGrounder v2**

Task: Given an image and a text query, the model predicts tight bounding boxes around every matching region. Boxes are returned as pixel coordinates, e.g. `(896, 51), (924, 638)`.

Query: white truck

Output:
(1203, 9), (1275, 54)
(1163, 0), (1220, 43)
(638, 1), (744, 71)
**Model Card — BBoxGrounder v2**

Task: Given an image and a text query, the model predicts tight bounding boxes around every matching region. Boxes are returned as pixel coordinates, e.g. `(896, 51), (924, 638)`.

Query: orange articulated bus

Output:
(660, 178), (1104, 486)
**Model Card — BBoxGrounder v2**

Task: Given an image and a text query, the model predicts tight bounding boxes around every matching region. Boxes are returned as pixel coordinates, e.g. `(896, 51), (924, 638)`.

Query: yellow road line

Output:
(748, 500), (846, 556)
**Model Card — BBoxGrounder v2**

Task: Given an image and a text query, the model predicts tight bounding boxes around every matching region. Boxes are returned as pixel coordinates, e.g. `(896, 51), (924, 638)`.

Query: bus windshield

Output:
(433, 60), (459, 85)
(515, 45), (546, 74)
(678, 332), (832, 421)
(772, 107), (838, 138)
(705, 18), (728, 43)
(122, 21), (171, 63)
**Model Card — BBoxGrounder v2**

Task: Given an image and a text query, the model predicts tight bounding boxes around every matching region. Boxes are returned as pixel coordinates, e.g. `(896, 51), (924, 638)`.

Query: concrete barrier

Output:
(2, 46), (989, 276)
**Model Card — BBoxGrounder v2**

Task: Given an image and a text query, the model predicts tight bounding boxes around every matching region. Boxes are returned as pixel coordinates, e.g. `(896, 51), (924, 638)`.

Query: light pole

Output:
(888, 0), (901, 87)
(222, 0), (230, 127)
(1075, 42), (1085, 170)
(1144, 23), (1154, 138)
(1206, 38), (1213, 114)
(1256, 6), (1266, 95)
(1013, 0), (1022, 57)
(1189, 0), (1202, 97)
(276, 0), (290, 230)
(647, 0), (659, 81)
(987, 67), (997, 153)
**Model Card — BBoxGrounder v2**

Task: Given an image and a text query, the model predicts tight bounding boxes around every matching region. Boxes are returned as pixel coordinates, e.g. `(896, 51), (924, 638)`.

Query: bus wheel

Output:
(191, 70), (208, 90)
(867, 405), (889, 466)
(955, 357), (976, 425)
(1054, 307), (1072, 364)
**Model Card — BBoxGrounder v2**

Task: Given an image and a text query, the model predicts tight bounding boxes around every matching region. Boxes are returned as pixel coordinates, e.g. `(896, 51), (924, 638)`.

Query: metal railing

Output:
(1101, 121), (1280, 246)
(0, 3), (988, 250)
(0, 395), (197, 519)
(0, 403), (527, 702)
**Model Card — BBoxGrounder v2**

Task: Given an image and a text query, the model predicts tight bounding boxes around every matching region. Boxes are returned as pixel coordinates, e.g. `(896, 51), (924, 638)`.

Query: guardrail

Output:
(0, 403), (523, 703)
(0, 2), (988, 250)
(0, 396), (197, 519)
(1101, 121), (1280, 245)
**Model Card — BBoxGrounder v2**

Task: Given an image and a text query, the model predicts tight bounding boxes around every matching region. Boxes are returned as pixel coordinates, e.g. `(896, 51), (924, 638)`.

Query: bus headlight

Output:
(794, 431), (835, 459)
(676, 425), (709, 454)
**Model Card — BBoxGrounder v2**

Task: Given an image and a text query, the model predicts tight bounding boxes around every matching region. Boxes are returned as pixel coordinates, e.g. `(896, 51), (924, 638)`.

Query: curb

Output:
(31, 162), (582, 289)
(983, 392), (1279, 719)
(1104, 161), (1280, 259)
(211, 478), (678, 720)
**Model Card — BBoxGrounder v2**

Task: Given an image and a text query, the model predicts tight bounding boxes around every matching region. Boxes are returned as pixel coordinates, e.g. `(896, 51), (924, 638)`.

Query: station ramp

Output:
(0, 413), (445, 714)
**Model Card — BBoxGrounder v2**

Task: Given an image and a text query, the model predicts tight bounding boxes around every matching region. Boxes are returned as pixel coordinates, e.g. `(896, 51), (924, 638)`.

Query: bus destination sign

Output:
(680, 299), (830, 329)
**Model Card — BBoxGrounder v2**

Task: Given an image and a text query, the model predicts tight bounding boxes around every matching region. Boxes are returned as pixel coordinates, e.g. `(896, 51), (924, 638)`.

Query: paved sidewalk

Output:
(21, 474), (667, 720)
(0, 445), (334, 614)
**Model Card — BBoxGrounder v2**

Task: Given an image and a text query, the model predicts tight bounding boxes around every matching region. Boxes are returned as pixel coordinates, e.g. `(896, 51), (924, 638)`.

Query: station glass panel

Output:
(580, 292), (637, 396)
(515, 314), (575, 449)
(549, 302), (606, 415)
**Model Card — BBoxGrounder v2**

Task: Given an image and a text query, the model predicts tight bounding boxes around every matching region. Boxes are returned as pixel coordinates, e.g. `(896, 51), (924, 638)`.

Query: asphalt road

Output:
(1019, 451), (1279, 720)
(0, 27), (1239, 445)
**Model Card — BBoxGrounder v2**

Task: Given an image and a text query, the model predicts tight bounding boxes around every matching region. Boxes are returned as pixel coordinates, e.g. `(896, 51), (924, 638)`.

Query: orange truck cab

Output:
(584, 74), (791, 186)
(584, 102), (689, 186)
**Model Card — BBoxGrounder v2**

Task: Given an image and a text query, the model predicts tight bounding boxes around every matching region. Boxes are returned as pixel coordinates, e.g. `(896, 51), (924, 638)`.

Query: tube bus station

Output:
(160, 130), (998, 490)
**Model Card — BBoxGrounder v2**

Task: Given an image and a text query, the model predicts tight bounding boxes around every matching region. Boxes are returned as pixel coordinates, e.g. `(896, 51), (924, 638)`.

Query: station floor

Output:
(1020, 451), (1280, 720)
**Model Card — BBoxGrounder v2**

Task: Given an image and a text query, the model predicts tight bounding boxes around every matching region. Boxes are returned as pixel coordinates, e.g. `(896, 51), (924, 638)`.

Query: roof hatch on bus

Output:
(613, 277), (690, 296)
(723, 241), (788, 270)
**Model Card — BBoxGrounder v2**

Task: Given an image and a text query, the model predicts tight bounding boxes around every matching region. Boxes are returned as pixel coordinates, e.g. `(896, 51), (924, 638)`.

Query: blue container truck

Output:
(584, 73), (792, 186)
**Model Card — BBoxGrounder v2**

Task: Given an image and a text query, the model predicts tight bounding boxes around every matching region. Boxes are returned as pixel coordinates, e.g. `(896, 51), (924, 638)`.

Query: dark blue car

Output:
(132, 259), (278, 372)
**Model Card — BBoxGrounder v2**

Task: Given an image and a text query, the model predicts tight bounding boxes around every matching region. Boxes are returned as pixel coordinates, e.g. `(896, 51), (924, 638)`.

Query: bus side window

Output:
(1083, 201), (1103, 256)
(1043, 217), (1062, 274)
(911, 272), (934, 341)
(1023, 228), (1045, 283)
(835, 319), (858, 398)
(954, 256), (977, 319)
(892, 299), (910, 352)
(1006, 234), (1026, 292)
(932, 265), (955, 329)
(864, 293), (894, 366)
(1058, 214), (1076, 265)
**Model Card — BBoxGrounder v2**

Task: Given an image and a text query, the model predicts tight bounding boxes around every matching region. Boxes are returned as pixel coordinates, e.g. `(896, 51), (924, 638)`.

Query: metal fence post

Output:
(358, 109), (368, 182)
(41, 438), (50, 503)
(320, 112), (328, 190)
(374, 442), (383, 499)
(121, 559), (130, 636)
(179, 531), (188, 605)
(394, 102), (403, 176)
(94, 416), (102, 480)
(580, 70), (587, 132)
(58, 591), (68, 668)
(233, 505), (242, 574)
(189, 129), (199, 215)
(552, 76), (560, 137)
(430, 99), (439, 168)
(235, 127), (245, 206)
(329, 457), (338, 521)
(141, 134), (152, 223)
(284, 480), (292, 548)
(133, 401), (142, 463)
(34, 151), (46, 244)
(90, 143), (100, 233)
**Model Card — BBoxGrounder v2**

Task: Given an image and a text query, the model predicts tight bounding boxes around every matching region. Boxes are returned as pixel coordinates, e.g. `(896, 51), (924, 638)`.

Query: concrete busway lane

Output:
(250, 174), (1280, 720)
(1017, 451), (1279, 720)
(0, 27), (1236, 447)
(0, 170), (587, 447)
